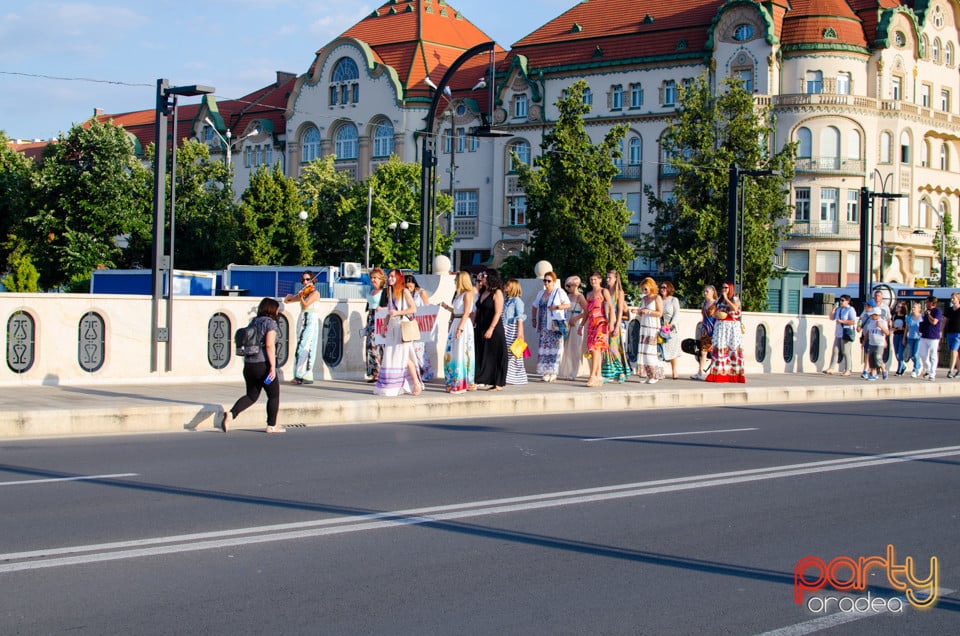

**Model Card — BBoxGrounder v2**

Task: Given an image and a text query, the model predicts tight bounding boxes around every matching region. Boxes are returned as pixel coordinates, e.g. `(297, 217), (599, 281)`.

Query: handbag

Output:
(659, 325), (672, 341)
(509, 336), (527, 359)
(401, 318), (421, 342)
(842, 325), (856, 342)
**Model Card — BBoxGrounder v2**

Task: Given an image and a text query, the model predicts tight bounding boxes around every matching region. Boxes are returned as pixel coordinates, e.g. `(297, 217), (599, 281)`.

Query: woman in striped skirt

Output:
(503, 279), (528, 385)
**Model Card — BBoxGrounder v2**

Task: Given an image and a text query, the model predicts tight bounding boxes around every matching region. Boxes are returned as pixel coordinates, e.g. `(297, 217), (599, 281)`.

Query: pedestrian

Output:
(581, 272), (611, 387)
(891, 301), (907, 376)
(636, 276), (663, 383)
(856, 299), (876, 379)
(918, 296), (943, 381)
(502, 278), (529, 385)
(440, 271), (476, 394)
(943, 293), (960, 378)
(601, 269), (630, 383)
(364, 268), (387, 382)
(474, 268), (507, 390)
(903, 302), (923, 377)
(864, 307), (890, 381)
(374, 269), (424, 396)
(558, 276), (590, 381)
(691, 285), (717, 380)
(532, 271), (569, 382)
(222, 297), (283, 434)
(824, 294), (857, 376)
(405, 274), (435, 382)
(283, 270), (321, 385)
(658, 280), (681, 380)
(706, 281), (745, 383)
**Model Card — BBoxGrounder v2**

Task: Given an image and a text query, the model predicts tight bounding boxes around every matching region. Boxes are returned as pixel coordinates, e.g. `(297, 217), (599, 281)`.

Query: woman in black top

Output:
(473, 269), (507, 390)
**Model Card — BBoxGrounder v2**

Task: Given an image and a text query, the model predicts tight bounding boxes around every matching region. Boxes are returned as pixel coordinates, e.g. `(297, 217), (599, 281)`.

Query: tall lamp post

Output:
(151, 79), (214, 372)
(857, 170), (905, 305)
(203, 117), (260, 167)
(726, 165), (775, 288)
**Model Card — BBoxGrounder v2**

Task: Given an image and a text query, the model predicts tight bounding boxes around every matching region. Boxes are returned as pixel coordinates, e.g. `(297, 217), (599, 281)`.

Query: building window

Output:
(880, 132), (892, 163)
(941, 89), (951, 112)
(921, 84), (931, 107)
(941, 144), (949, 170)
(627, 192), (642, 225)
(847, 190), (859, 223)
(733, 24), (754, 41)
(933, 38), (941, 63)
(335, 124), (358, 160)
(456, 128), (466, 153)
(302, 127), (321, 163)
(796, 127), (812, 159)
(507, 196), (526, 226)
(455, 191), (479, 217)
(630, 83), (643, 108)
(663, 80), (677, 106)
(895, 31), (907, 48)
(820, 188), (838, 222)
(786, 249), (810, 285)
(611, 85), (623, 110)
(805, 71), (823, 94)
(582, 87), (593, 106)
(613, 140), (624, 171)
(934, 5), (945, 28)
(509, 140), (531, 172)
(816, 250), (841, 286)
(921, 140), (930, 167)
(847, 129), (861, 160)
(255, 145), (263, 167)
(514, 94), (528, 118)
(443, 127), (453, 154)
(947, 42), (954, 67)
(795, 187), (811, 222)
(900, 131), (910, 164)
(330, 57), (360, 106)
(628, 137), (642, 165)
(836, 72), (851, 95)
(821, 127), (840, 169)
(373, 120), (394, 157)
(468, 128), (478, 152)
(264, 146), (272, 166)
(892, 76), (902, 101)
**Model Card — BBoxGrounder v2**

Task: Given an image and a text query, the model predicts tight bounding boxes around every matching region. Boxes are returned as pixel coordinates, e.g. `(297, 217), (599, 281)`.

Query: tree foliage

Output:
(643, 75), (795, 311)
(298, 155), (365, 265)
(0, 131), (37, 270)
(1, 249), (40, 292)
(932, 209), (958, 286)
(516, 79), (633, 279)
(20, 120), (152, 289)
(235, 165), (312, 265)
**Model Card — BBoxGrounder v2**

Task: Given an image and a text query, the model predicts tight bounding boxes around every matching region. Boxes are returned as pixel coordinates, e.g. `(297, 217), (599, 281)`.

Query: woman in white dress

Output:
(373, 269), (423, 397)
(405, 275), (434, 382)
(440, 271), (476, 394)
(558, 276), (589, 380)
(658, 280), (682, 380)
(636, 277), (664, 383)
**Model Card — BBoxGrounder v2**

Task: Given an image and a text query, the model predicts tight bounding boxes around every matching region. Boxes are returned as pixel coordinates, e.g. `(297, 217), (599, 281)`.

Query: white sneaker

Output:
(647, 378), (659, 385)
(690, 372), (705, 381)
(911, 371), (918, 378)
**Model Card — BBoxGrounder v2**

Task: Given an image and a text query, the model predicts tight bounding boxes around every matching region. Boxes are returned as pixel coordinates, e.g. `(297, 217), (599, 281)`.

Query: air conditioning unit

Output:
(340, 262), (362, 279)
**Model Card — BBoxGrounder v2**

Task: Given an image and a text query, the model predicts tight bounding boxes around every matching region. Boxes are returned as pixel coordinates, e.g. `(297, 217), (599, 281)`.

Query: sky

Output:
(0, 0), (572, 142)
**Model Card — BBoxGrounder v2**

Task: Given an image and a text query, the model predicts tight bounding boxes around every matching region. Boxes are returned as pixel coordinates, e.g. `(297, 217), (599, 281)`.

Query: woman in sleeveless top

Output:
(705, 281), (745, 383)
(533, 271), (570, 382)
(284, 270), (322, 385)
(374, 269), (424, 396)
(440, 271), (476, 393)
(503, 279), (529, 385)
(636, 277), (663, 383)
(405, 275), (434, 382)
(580, 272), (610, 387)
(601, 269), (630, 383)
(558, 276), (589, 381)
(474, 269), (507, 390)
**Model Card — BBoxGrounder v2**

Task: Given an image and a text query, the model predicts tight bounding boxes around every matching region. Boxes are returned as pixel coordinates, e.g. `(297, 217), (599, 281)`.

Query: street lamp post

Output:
(857, 172), (905, 306)
(151, 79), (214, 372)
(203, 117), (259, 167)
(726, 165), (775, 288)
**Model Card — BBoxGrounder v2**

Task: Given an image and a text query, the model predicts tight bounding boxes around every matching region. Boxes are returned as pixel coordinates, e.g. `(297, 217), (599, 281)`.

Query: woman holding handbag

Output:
(658, 280), (682, 380)
(532, 271), (570, 382)
(636, 277), (664, 383)
(373, 269), (424, 397)
(502, 279), (528, 385)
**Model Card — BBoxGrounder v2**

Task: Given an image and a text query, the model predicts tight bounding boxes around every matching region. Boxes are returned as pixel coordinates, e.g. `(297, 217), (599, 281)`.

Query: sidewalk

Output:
(3, 371), (960, 439)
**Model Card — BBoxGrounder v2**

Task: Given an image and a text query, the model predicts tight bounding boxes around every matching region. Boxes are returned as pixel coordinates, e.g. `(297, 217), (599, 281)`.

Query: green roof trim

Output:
(526, 50), (708, 76)
(780, 42), (870, 56)
(705, 0), (778, 51)
(823, 27), (837, 40)
(875, 6), (922, 53)
(642, 14), (654, 25)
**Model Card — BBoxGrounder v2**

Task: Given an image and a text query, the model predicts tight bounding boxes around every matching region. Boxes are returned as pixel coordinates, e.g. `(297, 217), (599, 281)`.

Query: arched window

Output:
(941, 143), (949, 171)
(330, 57), (360, 105)
(332, 58), (359, 82)
(921, 139), (930, 167)
(847, 130), (861, 160)
(923, 35), (930, 60)
(821, 127), (840, 169)
(372, 120), (394, 158)
(509, 140), (531, 171)
(302, 126), (321, 163)
(797, 127), (812, 158)
(920, 198), (933, 229)
(880, 131), (892, 163)
(900, 131), (910, 163)
(629, 137), (642, 165)
(933, 39), (942, 64)
(335, 124), (358, 160)
(947, 42), (955, 67)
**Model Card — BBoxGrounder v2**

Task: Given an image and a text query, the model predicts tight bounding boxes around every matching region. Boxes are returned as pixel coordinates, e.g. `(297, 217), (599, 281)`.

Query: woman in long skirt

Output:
(503, 279), (528, 385)
(474, 269), (507, 390)
(636, 276), (664, 383)
(706, 282), (745, 383)
(581, 272), (610, 387)
(532, 271), (570, 382)
(405, 275), (434, 381)
(283, 270), (322, 384)
(440, 271), (476, 393)
(374, 269), (424, 396)
(558, 276), (589, 381)
(364, 268), (386, 382)
(601, 269), (630, 383)
(658, 280), (682, 380)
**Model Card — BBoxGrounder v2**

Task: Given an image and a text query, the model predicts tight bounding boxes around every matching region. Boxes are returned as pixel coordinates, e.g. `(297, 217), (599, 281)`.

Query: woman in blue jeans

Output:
(900, 302), (922, 377)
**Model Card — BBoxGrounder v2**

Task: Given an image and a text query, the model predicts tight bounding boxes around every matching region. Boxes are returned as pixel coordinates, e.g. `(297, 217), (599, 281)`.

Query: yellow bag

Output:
(509, 336), (527, 359)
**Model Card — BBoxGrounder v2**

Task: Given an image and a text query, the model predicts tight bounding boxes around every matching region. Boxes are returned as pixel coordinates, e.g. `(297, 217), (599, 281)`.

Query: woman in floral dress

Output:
(440, 271), (476, 394)
(532, 271), (570, 382)
(601, 269), (630, 383)
(580, 272), (611, 387)
(636, 276), (664, 384)
(706, 282), (745, 383)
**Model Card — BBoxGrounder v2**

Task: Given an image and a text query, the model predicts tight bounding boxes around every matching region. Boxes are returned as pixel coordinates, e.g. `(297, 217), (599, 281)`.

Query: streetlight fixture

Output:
(151, 79), (215, 372)
(857, 171), (905, 305)
(203, 117), (260, 167)
(726, 165), (777, 288)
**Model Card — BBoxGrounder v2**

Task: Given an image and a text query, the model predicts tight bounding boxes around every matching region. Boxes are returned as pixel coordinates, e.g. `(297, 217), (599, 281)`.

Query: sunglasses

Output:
(302, 277), (311, 282)
(543, 279), (552, 283)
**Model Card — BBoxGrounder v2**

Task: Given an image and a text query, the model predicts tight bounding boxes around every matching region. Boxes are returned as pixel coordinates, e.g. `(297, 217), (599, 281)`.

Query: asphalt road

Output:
(1, 398), (958, 635)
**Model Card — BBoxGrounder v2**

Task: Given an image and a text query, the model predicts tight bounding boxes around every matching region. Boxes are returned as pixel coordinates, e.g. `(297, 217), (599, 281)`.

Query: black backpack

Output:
(234, 321), (261, 356)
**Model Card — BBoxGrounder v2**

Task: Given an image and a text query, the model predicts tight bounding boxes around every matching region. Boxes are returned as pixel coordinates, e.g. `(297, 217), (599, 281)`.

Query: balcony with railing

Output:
(788, 221), (861, 238)
(614, 164), (643, 180)
(794, 156), (865, 175)
(453, 217), (478, 238)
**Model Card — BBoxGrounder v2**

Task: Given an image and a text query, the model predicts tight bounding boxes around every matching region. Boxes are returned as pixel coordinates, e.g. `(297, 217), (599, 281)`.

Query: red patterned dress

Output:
(705, 296), (745, 383)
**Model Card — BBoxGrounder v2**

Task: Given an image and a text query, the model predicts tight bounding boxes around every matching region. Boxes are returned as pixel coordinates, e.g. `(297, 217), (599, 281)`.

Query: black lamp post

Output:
(726, 165), (775, 288)
(151, 79), (214, 372)
(857, 171), (904, 306)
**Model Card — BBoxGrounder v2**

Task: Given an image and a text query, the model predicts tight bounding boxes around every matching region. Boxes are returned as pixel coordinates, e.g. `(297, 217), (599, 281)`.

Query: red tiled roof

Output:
(6, 140), (49, 161)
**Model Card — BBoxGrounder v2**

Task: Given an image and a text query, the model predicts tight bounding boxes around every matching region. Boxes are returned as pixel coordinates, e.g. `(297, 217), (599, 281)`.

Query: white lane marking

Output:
(754, 588), (955, 635)
(0, 473), (138, 487)
(583, 427), (758, 442)
(2, 445), (959, 573)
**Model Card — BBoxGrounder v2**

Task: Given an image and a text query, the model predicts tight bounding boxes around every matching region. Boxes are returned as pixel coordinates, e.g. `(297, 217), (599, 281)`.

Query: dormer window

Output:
(329, 57), (360, 106)
(733, 24), (754, 42)
(514, 94), (528, 118)
(894, 31), (906, 48)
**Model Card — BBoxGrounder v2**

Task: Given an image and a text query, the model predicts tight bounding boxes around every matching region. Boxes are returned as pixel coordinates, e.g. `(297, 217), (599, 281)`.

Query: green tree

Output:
(298, 156), (365, 264)
(0, 131), (38, 270)
(167, 138), (239, 270)
(1, 249), (40, 292)
(235, 165), (312, 265)
(643, 75), (795, 310)
(23, 120), (151, 289)
(932, 210), (958, 286)
(516, 79), (633, 279)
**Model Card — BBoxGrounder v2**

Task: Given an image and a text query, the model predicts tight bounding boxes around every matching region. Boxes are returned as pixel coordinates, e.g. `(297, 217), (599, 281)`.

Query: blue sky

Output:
(0, 0), (571, 141)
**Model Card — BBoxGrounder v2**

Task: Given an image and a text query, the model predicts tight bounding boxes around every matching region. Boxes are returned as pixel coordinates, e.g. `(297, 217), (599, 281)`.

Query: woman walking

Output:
(374, 269), (424, 397)
(364, 268), (386, 382)
(580, 272), (611, 387)
(658, 281), (682, 380)
(601, 269), (630, 383)
(532, 271), (570, 382)
(558, 276), (590, 381)
(636, 277), (664, 384)
(691, 285), (718, 380)
(284, 270), (321, 385)
(222, 297), (284, 433)
(440, 271), (476, 393)
(474, 269), (507, 391)
(706, 282), (745, 383)
(503, 279), (529, 385)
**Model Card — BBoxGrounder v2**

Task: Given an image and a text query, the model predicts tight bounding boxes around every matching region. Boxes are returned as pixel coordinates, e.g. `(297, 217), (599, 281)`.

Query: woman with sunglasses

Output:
(658, 281), (682, 380)
(532, 271), (570, 382)
(283, 270), (322, 385)
(705, 281), (745, 383)
(374, 269), (424, 396)
(636, 277), (663, 383)
(558, 276), (589, 381)
(473, 269), (508, 390)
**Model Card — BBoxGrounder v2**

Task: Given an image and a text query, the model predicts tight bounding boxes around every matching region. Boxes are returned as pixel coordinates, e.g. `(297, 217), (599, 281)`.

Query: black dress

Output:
(474, 290), (507, 387)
